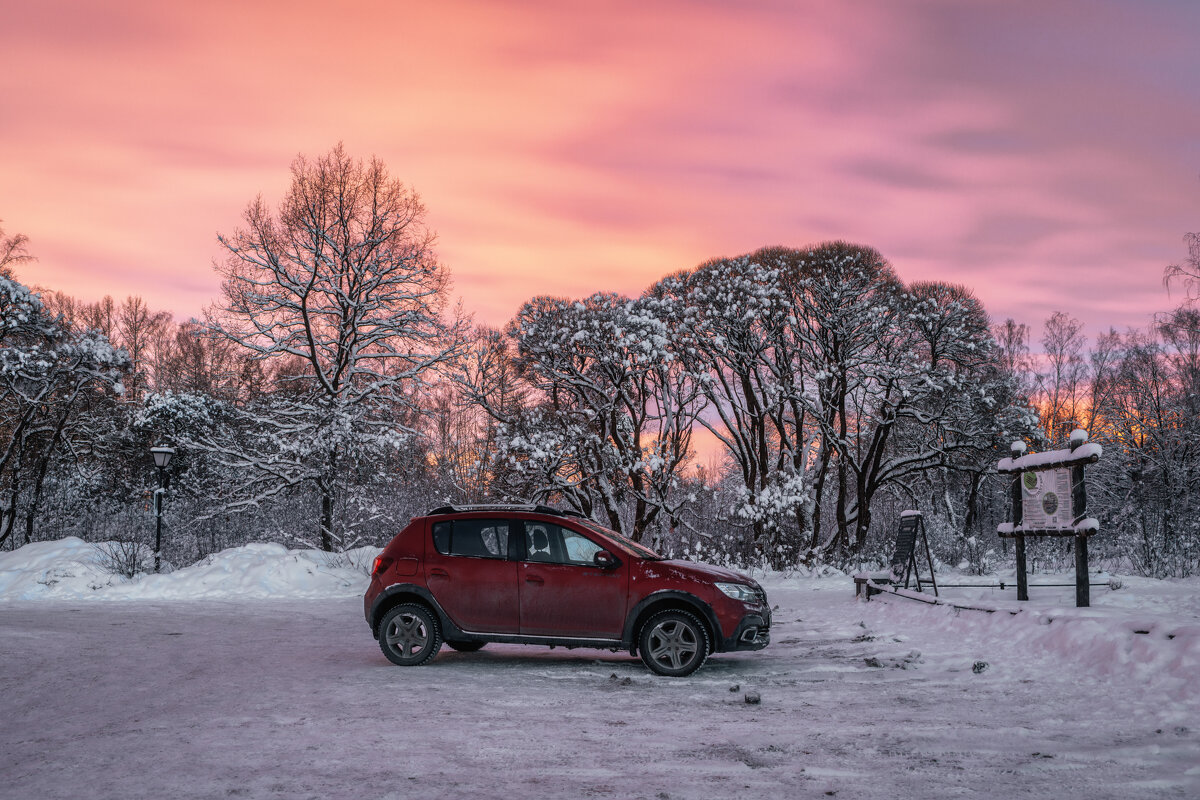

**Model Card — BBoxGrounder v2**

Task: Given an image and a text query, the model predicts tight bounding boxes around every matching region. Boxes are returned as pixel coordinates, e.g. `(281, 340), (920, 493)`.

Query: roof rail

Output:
(425, 503), (585, 519)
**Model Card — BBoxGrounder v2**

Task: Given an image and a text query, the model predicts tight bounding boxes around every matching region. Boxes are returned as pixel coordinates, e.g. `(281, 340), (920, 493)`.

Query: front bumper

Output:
(722, 609), (771, 651)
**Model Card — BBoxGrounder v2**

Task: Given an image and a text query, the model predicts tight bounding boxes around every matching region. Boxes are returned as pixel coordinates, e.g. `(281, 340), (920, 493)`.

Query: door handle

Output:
(430, 568), (449, 578)
(525, 575), (544, 585)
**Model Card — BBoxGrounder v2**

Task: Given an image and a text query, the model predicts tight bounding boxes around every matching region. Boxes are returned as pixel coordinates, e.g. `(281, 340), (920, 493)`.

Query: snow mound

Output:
(862, 588), (1200, 703)
(0, 537), (377, 601)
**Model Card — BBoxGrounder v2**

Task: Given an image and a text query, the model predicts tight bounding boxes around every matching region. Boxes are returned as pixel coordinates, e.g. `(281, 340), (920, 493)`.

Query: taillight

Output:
(372, 556), (393, 576)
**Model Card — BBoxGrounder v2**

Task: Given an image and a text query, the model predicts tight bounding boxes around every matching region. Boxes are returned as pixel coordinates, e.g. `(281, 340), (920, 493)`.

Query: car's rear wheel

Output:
(445, 640), (486, 652)
(379, 603), (442, 666)
(638, 609), (709, 677)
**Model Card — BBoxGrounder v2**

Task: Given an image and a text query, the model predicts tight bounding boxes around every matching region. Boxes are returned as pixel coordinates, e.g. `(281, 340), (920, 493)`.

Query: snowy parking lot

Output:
(2, 541), (1199, 799)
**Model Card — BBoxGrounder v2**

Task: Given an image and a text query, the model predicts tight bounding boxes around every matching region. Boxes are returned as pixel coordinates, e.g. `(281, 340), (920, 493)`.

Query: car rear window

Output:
(432, 519), (510, 559)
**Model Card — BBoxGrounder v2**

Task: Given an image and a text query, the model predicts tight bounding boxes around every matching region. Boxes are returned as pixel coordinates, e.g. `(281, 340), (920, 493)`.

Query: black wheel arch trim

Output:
(369, 583), (467, 641)
(621, 590), (723, 653)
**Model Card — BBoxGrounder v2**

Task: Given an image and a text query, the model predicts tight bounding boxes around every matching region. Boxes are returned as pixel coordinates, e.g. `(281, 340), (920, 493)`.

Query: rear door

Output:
(518, 521), (629, 638)
(424, 517), (519, 633)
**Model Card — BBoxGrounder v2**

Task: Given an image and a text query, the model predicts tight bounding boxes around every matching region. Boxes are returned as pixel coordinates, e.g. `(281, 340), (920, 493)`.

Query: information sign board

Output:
(1020, 467), (1073, 529)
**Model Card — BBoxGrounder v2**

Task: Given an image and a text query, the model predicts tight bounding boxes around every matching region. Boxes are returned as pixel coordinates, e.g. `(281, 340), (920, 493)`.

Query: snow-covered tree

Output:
(785, 243), (902, 556)
(465, 292), (701, 540)
(0, 269), (128, 547)
(648, 243), (1034, 566)
(186, 144), (464, 551)
(876, 282), (1036, 560)
(651, 250), (810, 564)
(1089, 310), (1200, 577)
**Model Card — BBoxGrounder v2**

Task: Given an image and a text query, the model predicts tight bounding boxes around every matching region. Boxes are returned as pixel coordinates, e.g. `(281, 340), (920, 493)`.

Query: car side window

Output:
(562, 528), (604, 564)
(432, 521), (451, 554)
(524, 523), (604, 566)
(432, 519), (510, 559)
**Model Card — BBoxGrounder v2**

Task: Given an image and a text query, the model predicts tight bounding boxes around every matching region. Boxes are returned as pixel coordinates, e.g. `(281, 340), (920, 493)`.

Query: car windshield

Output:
(579, 520), (665, 560)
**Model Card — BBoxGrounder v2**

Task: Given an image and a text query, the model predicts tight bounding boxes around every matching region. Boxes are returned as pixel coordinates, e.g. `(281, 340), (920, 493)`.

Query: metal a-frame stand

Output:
(890, 512), (939, 596)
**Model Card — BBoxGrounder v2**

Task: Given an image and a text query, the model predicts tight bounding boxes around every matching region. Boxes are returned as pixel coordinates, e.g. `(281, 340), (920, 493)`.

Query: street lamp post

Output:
(150, 445), (175, 573)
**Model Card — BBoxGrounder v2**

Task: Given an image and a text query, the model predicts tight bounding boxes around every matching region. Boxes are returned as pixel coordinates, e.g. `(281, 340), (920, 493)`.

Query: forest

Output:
(2, 147), (1198, 578)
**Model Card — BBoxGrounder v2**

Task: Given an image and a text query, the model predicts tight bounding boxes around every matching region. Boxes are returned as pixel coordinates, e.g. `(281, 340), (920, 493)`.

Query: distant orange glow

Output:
(2, 1), (1197, 335)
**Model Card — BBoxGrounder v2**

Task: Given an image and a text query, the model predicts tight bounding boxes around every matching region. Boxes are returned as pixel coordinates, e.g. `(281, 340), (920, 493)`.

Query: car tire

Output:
(638, 609), (710, 677)
(445, 640), (486, 652)
(378, 603), (442, 666)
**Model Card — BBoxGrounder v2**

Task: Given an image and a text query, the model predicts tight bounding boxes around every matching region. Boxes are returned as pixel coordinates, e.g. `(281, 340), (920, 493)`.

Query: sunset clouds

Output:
(2, 0), (1197, 335)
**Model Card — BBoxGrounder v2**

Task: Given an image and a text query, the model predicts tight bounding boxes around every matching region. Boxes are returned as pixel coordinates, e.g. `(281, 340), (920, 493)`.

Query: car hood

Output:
(657, 559), (757, 586)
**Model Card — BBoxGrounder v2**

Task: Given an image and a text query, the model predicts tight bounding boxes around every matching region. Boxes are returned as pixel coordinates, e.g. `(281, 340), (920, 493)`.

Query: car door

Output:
(518, 521), (629, 638)
(424, 517), (519, 633)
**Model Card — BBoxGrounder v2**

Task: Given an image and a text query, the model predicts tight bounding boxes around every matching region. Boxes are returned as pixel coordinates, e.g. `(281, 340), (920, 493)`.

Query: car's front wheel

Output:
(378, 603), (442, 666)
(638, 609), (709, 676)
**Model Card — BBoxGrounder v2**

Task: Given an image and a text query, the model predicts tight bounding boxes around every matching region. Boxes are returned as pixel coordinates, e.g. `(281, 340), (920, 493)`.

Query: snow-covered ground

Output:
(2, 539), (1198, 799)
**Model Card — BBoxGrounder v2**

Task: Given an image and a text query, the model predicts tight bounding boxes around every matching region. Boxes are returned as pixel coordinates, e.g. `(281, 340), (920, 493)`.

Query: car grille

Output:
(754, 588), (771, 626)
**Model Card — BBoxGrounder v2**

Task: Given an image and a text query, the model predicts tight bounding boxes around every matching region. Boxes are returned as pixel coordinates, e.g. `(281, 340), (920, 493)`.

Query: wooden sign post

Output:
(996, 429), (1102, 608)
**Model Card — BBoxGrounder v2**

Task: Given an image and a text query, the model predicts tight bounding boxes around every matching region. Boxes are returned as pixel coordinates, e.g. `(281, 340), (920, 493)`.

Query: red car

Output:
(364, 505), (771, 676)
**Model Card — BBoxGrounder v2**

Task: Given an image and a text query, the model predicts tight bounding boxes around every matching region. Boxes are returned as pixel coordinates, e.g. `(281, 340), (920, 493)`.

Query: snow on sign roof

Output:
(900, 510), (922, 518)
(996, 442), (1103, 473)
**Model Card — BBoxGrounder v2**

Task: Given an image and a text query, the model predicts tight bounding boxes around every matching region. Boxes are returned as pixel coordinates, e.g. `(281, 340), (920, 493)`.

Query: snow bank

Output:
(858, 583), (1200, 703)
(0, 537), (376, 601)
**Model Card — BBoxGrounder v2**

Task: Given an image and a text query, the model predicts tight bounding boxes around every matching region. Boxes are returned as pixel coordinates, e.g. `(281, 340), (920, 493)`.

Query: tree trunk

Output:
(24, 403), (74, 545)
(319, 487), (334, 552)
(809, 437), (833, 551)
(854, 506), (871, 554)
(834, 372), (850, 552)
(963, 470), (983, 537)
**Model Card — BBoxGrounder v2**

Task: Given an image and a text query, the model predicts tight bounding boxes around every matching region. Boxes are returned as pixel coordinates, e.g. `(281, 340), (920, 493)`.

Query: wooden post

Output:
(1016, 536), (1028, 601)
(1075, 534), (1089, 608)
(1011, 442), (1029, 601)
(1070, 430), (1089, 608)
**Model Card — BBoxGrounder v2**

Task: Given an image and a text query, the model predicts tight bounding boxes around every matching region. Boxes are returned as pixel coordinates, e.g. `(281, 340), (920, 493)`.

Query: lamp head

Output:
(150, 445), (175, 469)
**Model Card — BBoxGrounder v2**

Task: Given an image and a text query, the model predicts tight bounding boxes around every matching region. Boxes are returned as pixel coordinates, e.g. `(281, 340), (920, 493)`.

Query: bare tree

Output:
(0, 223), (33, 278)
(994, 319), (1035, 402)
(1037, 311), (1089, 444)
(1165, 231), (1200, 302)
(191, 144), (464, 550)
(116, 296), (172, 401)
(78, 296), (117, 342)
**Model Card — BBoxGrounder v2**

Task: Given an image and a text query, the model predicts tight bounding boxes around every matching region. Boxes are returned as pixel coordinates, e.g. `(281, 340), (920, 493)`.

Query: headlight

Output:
(715, 582), (758, 602)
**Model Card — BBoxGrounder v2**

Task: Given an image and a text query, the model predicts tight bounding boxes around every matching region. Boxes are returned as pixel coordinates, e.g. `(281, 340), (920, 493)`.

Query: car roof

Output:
(424, 503), (585, 520)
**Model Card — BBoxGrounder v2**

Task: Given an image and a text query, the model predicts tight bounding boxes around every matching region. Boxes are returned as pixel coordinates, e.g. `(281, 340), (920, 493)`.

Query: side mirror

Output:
(593, 550), (619, 569)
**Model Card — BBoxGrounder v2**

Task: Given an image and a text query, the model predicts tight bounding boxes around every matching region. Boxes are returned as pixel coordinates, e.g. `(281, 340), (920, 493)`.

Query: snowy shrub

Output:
(95, 539), (153, 578)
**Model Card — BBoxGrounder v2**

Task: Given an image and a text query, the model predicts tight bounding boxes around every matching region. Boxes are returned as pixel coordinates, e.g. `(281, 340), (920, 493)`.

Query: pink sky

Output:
(3, 0), (1198, 341)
